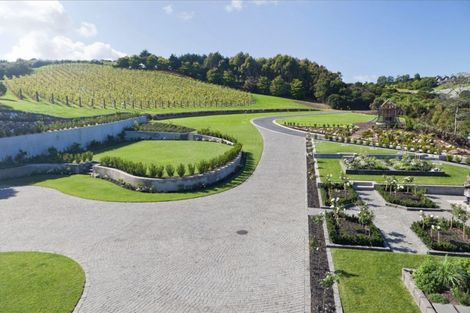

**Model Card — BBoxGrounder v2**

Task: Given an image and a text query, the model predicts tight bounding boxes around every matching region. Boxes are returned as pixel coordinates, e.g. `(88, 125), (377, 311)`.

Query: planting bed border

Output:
(93, 130), (244, 192)
(322, 216), (392, 252)
(374, 187), (441, 211)
(308, 215), (343, 313)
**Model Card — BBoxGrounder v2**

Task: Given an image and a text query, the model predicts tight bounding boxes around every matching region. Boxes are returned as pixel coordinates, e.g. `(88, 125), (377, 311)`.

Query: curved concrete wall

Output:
(0, 116), (147, 160)
(124, 130), (235, 145)
(93, 153), (242, 192)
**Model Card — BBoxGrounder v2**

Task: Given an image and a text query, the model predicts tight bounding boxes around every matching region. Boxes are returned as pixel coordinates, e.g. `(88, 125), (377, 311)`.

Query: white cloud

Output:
(163, 5), (173, 15)
(77, 22), (97, 37)
(0, 1), (125, 61)
(352, 74), (379, 83)
(178, 11), (195, 21)
(226, 0), (244, 12)
(225, 0), (278, 12)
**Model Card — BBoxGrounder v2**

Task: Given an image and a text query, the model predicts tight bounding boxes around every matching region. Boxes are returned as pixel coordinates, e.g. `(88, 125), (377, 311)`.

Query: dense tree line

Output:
(115, 50), (381, 110)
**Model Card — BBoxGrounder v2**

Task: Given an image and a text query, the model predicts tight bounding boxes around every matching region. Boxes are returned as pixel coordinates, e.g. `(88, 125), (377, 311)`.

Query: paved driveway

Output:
(0, 117), (309, 313)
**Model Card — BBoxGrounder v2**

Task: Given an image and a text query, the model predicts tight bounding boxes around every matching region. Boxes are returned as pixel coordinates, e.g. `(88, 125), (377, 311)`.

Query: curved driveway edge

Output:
(0, 117), (310, 313)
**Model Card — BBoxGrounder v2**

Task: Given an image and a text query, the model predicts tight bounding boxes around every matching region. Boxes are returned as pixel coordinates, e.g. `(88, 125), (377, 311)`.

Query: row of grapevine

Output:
(4, 63), (254, 109)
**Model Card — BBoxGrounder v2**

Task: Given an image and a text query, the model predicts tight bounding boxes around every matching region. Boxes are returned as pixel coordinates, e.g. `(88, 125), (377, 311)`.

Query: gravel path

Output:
(0, 117), (310, 313)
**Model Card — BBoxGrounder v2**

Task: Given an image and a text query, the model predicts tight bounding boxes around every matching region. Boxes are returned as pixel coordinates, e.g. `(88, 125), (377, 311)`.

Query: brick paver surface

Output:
(0, 118), (309, 313)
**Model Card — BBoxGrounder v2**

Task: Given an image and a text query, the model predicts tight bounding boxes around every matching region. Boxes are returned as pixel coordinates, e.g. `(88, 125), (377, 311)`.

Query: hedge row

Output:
(321, 183), (358, 206)
(197, 128), (238, 143)
(100, 143), (242, 178)
(132, 122), (195, 133)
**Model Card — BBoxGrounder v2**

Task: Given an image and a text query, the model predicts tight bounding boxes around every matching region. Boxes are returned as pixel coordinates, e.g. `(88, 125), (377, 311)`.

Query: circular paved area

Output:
(0, 116), (310, 313)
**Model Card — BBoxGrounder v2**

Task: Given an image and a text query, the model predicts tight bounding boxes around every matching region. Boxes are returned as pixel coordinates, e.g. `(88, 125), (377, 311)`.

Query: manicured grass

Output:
(93, 140), (231, 170)
(277, 112), (375, 126)
(317, 159), (469, 185)
(315, 141), (399, 155)
(6, 111), (312, 202)
(0, 251), (85, 313)
(0, 88), (311, 118)
(331, 249), (466, 313)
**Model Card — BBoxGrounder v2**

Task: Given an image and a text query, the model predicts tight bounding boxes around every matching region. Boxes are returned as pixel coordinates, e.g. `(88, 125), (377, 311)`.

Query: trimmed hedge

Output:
(325, 211), (384, 247)
(132, 122), (194, 133)
(376, 186), (438, 208)
(198, 128), (238, 144)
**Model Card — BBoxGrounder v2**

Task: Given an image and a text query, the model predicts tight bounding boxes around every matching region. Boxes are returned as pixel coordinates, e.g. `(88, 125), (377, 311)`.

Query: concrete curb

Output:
(402, 268), (436, 313)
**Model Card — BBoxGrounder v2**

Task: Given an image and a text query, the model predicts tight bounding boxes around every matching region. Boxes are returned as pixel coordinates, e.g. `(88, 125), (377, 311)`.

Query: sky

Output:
(0, 0), (469, 82)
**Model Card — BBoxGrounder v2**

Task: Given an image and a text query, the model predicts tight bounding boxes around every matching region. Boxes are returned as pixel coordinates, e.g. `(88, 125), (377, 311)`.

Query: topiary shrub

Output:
(187, 163), (196, 176)
(165, 164), (175, 177)
(176, 163), (186, 177)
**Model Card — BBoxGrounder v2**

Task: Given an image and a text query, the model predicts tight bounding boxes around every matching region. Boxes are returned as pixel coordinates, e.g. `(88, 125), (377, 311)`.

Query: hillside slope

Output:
(0, 64), (316, 117)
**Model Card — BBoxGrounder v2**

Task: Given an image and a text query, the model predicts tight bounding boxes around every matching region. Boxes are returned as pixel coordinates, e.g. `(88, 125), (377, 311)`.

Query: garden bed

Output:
(325, 211), (385, 247)
(320, 183), (358, 207)
(307, 144), (320, 208)
(376, 186), (438, 208)
(308, 216), (337, 313)
(411, 215), (470, 253)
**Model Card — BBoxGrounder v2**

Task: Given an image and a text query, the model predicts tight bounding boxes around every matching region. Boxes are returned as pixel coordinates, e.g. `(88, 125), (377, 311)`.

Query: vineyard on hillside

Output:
(3, 64), (254, 109)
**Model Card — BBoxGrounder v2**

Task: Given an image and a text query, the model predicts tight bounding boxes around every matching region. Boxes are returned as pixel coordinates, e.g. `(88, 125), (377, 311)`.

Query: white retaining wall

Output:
(0, 116), (147, 160)
(93, 153), (242, 192)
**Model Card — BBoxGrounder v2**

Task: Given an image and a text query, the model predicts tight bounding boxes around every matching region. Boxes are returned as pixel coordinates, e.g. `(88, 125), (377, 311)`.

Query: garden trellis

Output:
(4, 64), (254, 110)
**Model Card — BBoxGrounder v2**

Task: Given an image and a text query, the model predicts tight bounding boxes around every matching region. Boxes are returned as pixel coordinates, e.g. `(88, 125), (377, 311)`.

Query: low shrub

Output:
(321, 183), (358, 206)
(187, 163), (196, 176)
(176, 163), (186, 177)
(133, 122), (194, 133)
(165, 164), (175, 177)
(427, 293), (449, 304)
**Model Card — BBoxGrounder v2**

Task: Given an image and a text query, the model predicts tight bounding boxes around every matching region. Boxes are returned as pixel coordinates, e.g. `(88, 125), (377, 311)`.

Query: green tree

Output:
(290, 79), (304, 99)
(206, 68), (222, 84)
(0, 81), (6, 96)
(270, 75), (289, 97)
(256, 76), (270, 94)
(222, 70), (236, 87)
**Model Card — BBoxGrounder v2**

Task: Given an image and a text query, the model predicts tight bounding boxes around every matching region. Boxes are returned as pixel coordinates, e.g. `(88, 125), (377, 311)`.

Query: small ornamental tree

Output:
(176, 163), (186, 177)
(165, 164), (175, 177)
(358, 205), (375, 236)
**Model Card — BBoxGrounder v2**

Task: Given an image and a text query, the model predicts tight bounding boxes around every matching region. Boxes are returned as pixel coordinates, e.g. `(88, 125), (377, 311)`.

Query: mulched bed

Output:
(412, 220), (470, 252)
(307, 142), (320, 208)
(377, 187), (438, 208)
(309, 217), (336, 313)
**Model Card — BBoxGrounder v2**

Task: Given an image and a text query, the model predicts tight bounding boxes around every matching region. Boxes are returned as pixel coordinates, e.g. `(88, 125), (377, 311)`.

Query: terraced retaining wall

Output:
(92, 153), (242, 192)
(0, 116), (147, 160)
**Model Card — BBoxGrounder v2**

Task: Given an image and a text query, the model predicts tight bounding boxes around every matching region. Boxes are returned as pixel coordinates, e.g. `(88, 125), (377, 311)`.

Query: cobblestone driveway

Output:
(0, 117), (310, 313)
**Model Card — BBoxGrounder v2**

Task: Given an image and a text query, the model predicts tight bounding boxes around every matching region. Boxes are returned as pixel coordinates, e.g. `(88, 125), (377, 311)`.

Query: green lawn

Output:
(0, 252), (85, 313)
(5, 111), (312, 202)
(93, 140), (231, 171)
(317, 159), (469, 185)
(0, 89), (312, 118)
(315, 141), (399, 155)
(277, 112), (375, 126)
(332, 249), (465, 313)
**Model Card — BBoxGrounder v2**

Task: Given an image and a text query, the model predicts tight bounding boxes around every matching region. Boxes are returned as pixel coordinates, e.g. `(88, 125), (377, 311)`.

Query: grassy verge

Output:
(3, 111), (312, 202)
(0, 89), (311, 118)
(0, 251), (85, 313)
(331, 249), (467, 313)
(277, 112), (374, 126)
(315, 141), (399, 155)
(317, 159), (469, 185)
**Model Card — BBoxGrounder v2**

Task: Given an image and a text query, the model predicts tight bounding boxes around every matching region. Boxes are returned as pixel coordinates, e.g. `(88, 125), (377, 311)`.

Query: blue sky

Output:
(0, 1), (469, 82)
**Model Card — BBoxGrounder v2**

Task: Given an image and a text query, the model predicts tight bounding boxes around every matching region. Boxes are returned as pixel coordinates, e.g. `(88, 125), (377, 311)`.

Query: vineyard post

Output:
(35, 91), (39, 102)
